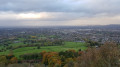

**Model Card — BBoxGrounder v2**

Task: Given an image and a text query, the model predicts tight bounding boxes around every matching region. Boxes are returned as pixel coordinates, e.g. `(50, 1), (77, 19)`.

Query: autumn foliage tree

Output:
(75, 42), (120, 67)
(42, 52), (61, 67)
(0, 56), (8, 65)
(10, 57), (18, 63)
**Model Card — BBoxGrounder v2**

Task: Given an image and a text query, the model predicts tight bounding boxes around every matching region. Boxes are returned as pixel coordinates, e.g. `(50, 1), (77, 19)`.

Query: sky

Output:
(0, 0), (120, 26)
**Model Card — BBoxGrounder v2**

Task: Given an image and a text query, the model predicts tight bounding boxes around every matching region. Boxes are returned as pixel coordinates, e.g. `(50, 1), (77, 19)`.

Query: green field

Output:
(0, 42), (87, 58)
(10, 42), (26, 46)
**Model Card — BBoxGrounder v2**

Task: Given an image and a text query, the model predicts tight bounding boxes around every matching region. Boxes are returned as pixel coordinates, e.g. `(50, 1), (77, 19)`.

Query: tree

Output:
(37, 45), (40, 49)
(10, 57), (18, 63)
(64, 61), (74, 67)
(75, 42), (120, 67)
(0, 56), (8, 65)
(42, 52), (61, 67)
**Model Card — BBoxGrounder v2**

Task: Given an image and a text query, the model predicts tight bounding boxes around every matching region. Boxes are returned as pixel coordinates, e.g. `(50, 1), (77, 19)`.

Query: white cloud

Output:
(0, 11), (120, 26)
(0, 12), (87, 20)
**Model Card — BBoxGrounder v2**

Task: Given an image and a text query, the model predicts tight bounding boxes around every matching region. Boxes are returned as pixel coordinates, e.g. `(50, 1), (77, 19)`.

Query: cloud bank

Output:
(0, 0), (120, 26)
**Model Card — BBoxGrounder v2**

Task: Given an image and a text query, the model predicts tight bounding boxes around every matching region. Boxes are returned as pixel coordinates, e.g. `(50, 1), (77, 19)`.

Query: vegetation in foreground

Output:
(0, 42), (119, 67)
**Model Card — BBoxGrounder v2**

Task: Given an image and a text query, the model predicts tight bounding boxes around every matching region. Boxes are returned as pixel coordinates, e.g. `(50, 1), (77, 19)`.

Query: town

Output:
(0, 25), (120, 67)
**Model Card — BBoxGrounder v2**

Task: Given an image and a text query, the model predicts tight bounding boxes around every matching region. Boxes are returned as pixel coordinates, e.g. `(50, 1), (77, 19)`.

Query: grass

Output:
(10, 42), (26, 46)
(49, 35), (56, 38)
(0, 46), (4, 50)
(18, 38), (25, 41)
(0, 42), (87, 58)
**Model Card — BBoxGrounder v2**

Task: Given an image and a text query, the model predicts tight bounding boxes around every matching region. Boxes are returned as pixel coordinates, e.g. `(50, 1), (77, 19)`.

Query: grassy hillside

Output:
(0, 42), (87, 58)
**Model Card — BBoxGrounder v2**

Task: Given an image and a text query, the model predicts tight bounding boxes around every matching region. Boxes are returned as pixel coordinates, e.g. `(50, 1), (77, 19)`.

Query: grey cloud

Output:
(0, 0), (69, 12)
(0, 0), (120, 26)
(0, 0), (120, 14)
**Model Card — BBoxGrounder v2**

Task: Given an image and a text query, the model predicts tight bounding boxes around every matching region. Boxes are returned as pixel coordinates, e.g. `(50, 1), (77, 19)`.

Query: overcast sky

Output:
(0, 0), (120, 26)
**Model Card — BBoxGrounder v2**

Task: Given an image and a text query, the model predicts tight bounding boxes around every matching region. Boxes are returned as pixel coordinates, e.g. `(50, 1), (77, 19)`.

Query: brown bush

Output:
(75, 42), (120, 67)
